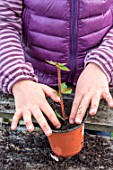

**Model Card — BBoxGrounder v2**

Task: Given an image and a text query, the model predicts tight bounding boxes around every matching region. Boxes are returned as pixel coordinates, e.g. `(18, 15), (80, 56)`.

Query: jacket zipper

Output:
(23, 8), (29, 45)
(69, 0), (78, 82)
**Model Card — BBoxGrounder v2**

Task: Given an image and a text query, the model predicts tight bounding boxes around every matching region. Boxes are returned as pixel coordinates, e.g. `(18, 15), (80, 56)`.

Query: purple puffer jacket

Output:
(22, 0), (113, 86)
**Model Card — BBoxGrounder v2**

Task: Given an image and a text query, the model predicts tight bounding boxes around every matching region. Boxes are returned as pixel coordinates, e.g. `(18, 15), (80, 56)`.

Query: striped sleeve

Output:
(0, 0), (38, 94)
(85, 27), (113, 86)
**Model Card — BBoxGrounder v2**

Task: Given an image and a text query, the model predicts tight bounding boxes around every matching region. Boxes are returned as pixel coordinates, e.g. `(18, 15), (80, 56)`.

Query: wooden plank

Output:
(0, 89), (113, 132)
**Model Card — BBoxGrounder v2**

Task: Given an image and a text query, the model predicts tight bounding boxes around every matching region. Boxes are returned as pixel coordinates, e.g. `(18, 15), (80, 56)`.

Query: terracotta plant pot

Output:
(48, 114), (87, 158)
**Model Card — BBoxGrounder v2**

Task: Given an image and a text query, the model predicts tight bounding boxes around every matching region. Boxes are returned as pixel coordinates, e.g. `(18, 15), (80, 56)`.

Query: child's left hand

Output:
(69, 63), (113, 124)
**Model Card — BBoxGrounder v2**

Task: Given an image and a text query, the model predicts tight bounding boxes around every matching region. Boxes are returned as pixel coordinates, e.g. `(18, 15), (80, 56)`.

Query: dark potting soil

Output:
(49, 99), (87, 131)
(0, 123), (113, 170)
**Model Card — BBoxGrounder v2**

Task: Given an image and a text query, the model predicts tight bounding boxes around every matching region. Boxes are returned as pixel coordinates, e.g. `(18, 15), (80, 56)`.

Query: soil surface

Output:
(0, 123), (113, 170)
(49, 99), (87, 131)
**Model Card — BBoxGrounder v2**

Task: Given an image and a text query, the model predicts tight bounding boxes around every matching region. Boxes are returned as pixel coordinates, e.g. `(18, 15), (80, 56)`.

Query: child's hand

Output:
(11, 80), (61, 136)
(69, 63), (113, 124)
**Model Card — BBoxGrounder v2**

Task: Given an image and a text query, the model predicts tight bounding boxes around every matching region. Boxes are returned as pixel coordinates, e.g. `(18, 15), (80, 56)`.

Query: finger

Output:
(11, 110), (22, 130)
(41, 84), (60, 102)
(89, 93), (101, 115)
(75, 95), (91, 124)
(23, 109), (34, 132)
(31, 106), (52, 137)
(40, 100), (61, 129)
(102, 89), (113, 108)
(69, 94), (82, 124)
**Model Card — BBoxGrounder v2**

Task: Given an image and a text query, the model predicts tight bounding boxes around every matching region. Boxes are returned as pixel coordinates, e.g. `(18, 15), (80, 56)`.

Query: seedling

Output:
(46, 60), (72, 119)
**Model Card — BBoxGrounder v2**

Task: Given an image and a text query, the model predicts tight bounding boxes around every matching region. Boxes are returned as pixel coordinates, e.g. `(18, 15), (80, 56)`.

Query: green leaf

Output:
(46, 60), (70, 71)
(46, 60), (57, 66)
(61, 83), (72, 94)
(63, 88), (72, 94)
(61, 83), (67, 91)
(58, 65), (70, 71)
(56, 92), (61, 98)
(55, 110), (65, 121)
(53, 91), (61, 97)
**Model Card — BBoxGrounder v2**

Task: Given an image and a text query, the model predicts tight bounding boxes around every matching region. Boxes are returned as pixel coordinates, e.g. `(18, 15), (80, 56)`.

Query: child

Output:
(0, 0), (113, 136)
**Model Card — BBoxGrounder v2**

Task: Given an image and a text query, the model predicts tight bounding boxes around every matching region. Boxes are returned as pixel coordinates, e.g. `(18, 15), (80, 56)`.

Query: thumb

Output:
(41, 84), (60, 102)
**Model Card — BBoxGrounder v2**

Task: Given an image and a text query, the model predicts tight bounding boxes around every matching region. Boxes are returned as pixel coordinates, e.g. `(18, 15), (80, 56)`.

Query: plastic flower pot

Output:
(48, 113), (87, 158)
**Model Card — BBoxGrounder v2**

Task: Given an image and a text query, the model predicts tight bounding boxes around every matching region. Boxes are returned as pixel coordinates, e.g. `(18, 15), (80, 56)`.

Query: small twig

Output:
(57, 67), (66, 119)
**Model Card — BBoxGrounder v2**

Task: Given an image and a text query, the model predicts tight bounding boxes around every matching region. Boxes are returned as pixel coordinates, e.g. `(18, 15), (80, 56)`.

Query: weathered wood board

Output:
(0, 89), (113, 132)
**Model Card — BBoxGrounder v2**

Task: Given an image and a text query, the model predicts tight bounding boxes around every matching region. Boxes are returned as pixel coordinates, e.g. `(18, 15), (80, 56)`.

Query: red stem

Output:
(57, 67), (66, 119)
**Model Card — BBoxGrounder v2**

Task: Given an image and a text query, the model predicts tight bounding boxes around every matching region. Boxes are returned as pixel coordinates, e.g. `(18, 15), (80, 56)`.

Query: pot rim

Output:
(52, 112), (88, 134)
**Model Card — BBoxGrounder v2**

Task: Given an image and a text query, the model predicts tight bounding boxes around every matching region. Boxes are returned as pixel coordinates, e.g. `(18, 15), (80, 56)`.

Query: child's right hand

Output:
(11, 80), (61, 136)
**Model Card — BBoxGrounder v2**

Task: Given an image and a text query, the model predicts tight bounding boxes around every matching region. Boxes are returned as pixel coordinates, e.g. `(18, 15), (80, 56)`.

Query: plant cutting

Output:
(46, 60), (87, 158)
(46, 60), (72, 120)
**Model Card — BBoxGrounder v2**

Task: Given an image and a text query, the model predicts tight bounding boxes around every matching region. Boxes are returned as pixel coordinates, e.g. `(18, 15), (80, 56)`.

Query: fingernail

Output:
(109, 101), (113, 107)
(46, 130), (52, 136)
(90, 109), (95, 114)
(11, 125), (15, 130)
(28, 125), (33, 130)
(69, 119), (74, 124)
(75, 118), (82, 124)
(56, 125), (61, 129)
(90, 109), (96, 115)
(57, 97), (60, 102)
